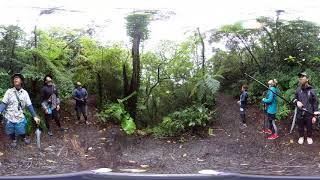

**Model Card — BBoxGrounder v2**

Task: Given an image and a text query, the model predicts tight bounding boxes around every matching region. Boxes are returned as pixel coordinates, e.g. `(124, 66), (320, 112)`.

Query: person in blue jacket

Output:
(262, 79), (279, 140)
(238, 84), (249, 128)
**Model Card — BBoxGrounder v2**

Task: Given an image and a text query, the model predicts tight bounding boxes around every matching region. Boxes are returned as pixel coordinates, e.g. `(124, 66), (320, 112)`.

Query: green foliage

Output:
(99, 92), (137, 135)
(24, 111), (47, 135)
(150, 104), (214, 137)
(191, 74), (221, 104)
(125, 13), (151, 40)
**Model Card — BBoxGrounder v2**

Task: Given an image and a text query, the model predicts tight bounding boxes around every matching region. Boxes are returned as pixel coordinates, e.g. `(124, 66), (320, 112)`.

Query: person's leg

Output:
(5, 121), (17, 147)
(298, 117), (305, 138)
(268, 118), (273, 133)
(44, 113), (51, 130)
(75, 105), (81, 121)
(272, 114), (278, 134)
(16, 121), (30, 145)
(240, 107), (246, 127)
(81, 104), (88, 123)
(52, 109), (61, 128)
(306, 115), (313, 138)
(45, 113), (55, 136)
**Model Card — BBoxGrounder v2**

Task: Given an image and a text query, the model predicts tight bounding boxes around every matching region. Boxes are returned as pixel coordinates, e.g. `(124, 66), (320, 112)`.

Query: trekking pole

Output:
(263, 103), (267, 147)
(35, 124), (41, 150)
(244, 73), (317, 117)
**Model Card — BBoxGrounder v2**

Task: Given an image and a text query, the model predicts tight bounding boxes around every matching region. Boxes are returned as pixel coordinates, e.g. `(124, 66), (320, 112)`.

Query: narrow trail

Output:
(1, 93), (320, 176)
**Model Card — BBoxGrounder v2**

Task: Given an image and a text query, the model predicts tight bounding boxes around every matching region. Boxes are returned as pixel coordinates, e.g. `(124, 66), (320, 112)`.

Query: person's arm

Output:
(72, 89), (81, 101)
(263, 89), (274, 103)
(84, 89), (88, 100)
(27, 105), (36, 118)
(292, 88), (300, 105)
(55, 86), (61, 105)
(25, 92), (40, 124)
(0, 90), (10, 113)
(311, 89), (318, 112)
(0, 102), (6, 113)
(25, 92), (36, 117)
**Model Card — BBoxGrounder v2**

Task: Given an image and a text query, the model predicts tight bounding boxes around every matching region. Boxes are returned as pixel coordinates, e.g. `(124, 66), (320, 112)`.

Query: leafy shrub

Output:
(150, 104), (215, 137)
(99, 92), (137, 135)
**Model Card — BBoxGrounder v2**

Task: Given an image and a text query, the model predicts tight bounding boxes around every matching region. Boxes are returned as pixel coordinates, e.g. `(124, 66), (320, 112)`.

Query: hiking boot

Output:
(267, 134), (279, 140)
(24, 137), (31, 145)
(10, 140), (17, 148)
(262, 129), (272, 134)
(307, 137), (313, 145)
(48, 130), (53, 136)
(298, 137), (304, 144)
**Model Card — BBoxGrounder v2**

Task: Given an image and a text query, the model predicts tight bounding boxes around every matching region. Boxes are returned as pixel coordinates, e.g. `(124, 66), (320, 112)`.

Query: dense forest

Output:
(1, 12), (320, 137)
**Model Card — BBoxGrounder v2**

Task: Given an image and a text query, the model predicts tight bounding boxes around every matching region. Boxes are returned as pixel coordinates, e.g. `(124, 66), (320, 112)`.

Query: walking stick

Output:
(290, 107), (298, 134)
(35, 124), (41, 150)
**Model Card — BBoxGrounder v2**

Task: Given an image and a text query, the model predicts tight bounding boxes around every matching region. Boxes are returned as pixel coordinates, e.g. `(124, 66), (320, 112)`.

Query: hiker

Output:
(292, 72), (318, 145)
(238, 84), (249, 128)
(262, 79), (279, 140)
(0, 73), (40, 147)
(41, 74), (67, 136)
(73, 81), (89, 125)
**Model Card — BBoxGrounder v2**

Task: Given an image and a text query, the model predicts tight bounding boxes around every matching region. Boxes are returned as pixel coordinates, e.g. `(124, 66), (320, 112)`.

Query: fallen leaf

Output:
(46, 160), (57, 163)
(179, 145), (183, 149)
(0, 152), (3, 156)
(183, 154), (187, 157)
(167, 140), (171, 143)
(88, 147), (93, 151)
(140, 164), (150, 168)
(289, 139), (294, 144)
(100, 137), (107, 141)
(129, 160), (136, 164)
(74, 135), (79, 138)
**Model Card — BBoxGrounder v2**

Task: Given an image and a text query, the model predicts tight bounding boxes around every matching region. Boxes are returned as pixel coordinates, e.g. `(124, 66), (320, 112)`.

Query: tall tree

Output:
(125, 13), (151, 120)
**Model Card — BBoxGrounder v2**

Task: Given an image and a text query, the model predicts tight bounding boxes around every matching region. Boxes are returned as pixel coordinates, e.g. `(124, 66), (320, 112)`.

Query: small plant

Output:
(99, 92), (137, 135)
(151, 104), (215, 137)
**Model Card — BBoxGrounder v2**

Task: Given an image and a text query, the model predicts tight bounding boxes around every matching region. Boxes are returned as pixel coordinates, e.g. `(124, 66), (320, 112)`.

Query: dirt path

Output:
(1, 93), (320, 176)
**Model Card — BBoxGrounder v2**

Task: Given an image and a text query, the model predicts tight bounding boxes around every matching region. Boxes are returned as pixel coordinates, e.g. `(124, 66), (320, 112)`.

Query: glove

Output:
(34, 117), (40, 125)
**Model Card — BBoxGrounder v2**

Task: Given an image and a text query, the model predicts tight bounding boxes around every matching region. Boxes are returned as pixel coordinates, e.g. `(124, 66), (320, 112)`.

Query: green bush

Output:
(99, 92), (137, 135)
(150, 104), (215, 137)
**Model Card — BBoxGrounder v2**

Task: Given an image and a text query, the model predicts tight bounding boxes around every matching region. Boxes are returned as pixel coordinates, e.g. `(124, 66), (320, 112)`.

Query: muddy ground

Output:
(1, 93), (320, 176)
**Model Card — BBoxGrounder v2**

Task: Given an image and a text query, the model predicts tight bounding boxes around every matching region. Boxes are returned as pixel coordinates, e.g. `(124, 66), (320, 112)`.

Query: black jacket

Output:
(294, 85), (318, 117)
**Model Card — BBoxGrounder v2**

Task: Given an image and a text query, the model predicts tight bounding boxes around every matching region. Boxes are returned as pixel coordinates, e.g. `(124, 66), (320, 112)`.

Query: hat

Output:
(76, 81), (82, 86)
(298, 72), (309, 78)
(11, 73), (24, 82)
(43, 74), (53, 83)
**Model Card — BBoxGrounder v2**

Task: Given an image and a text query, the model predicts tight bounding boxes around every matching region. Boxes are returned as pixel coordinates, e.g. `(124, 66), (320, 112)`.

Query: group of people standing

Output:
(238, 72), (320, 144)
(0, 73), (88, 148)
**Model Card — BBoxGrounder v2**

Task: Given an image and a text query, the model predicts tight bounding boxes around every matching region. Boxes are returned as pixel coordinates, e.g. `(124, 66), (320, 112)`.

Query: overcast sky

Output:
(1, 0), (320, 51)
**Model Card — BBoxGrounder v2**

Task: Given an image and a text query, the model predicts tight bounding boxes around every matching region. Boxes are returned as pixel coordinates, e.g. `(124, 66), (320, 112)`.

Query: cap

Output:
(298, 72), (309, 78)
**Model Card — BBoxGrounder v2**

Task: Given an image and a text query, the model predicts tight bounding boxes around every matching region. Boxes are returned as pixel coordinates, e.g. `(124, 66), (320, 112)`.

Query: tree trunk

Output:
(127, 35), (141, 120)
(197, 27), (206, 75)
(122, 63), (129, 96)
(97, 72), (103, 109)
(31, 25), (38, 99)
